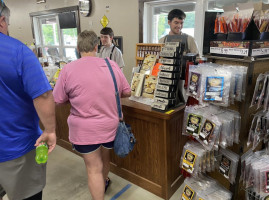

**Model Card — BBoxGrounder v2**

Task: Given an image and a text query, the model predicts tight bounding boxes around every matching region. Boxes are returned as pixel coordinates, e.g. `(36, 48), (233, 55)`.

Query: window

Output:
(30, 6), (80, 62)
(143, 1), (196, 43)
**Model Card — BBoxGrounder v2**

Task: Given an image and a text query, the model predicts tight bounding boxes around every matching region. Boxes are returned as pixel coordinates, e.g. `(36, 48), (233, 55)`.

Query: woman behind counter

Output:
(53, 30), (131, 200)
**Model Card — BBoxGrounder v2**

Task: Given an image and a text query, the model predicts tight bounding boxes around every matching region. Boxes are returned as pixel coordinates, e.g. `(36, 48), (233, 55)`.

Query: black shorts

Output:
(72, 141), (114, 154)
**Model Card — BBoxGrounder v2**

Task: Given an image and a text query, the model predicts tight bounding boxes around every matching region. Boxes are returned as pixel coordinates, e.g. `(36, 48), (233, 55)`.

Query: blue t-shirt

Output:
(0, 33), (52, 162)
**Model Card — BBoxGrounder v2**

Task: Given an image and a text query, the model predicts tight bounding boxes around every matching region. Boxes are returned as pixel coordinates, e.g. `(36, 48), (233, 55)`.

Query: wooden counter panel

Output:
(166, 111), (187, 197)
(55, 104), (70, 142)
(110, 113), (165, 185)
(110, 100), (186, 199)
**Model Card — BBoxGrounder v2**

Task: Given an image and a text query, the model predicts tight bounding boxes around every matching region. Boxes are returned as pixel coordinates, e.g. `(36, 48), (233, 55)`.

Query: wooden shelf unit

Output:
(135, 43), (164, 66)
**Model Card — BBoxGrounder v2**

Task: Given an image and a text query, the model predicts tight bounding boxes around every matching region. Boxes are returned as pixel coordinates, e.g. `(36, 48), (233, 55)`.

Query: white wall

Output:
(5, 0), (139, 82)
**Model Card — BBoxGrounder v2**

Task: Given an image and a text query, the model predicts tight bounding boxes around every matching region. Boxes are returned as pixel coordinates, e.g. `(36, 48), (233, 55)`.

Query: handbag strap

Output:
(104, 58), (122, 120)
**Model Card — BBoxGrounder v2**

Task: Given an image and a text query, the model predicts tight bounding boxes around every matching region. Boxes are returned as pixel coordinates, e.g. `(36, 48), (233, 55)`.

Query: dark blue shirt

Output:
(0, 33), (52, 162)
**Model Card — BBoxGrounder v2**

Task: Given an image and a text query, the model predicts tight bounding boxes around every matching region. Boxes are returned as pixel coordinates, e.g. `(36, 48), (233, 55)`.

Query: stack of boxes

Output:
(151, 42), (185, 111)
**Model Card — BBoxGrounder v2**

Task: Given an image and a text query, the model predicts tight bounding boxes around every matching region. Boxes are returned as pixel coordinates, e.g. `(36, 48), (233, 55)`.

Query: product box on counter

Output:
(158, 71), (180, 79)
(154, 97), (176, 106)
(159, 58), (181, 66)
(156, 84), (177, 92)
(159, 64), (180, 72)
(151, 97), (177, 111)
(155, 90), (176, 99)
(158, 78), (178, 86)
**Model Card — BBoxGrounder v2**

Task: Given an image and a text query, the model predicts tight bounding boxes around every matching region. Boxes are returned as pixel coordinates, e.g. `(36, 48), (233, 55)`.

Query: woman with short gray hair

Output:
(53, 30), (131, 200)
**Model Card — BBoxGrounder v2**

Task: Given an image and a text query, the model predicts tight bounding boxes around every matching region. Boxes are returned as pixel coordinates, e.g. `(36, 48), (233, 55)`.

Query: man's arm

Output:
(121, 91), (131, 98)
(33, 90), (56, 154)
(114, 48), (125, 69)
(187, 35), (199, 55)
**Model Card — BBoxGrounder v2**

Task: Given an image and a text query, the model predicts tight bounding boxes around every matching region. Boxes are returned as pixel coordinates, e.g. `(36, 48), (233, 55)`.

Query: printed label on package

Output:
(204, 76), (224, 101)
(186, 113), (203, 137)
(219, 155), (231, 179)
(189, 72), (201, 95)
(158, 78), (177, 85)
(151, 102), (166, 110)
(182, 150), (197, 174)
(159, 58), (174, 65)
(156, 84), (170, 92)
(199, 119), (216, 143)
(181, 185), (195, 200)
(154, 97), (169, 105)
(159, 65), (175, 71)
(159, 71), (174, 79)
(165, 42), (180, 47)
(155, 91), (169, 98)
(162, 46), (177, 52)
(160, 51), (175, 57)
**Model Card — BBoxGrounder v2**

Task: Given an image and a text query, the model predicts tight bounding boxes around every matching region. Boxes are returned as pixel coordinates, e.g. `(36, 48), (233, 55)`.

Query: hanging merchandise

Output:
(217, 148), (239, 184)
(247, 110), (269, 150)
(182, 105), (221, 151)
(180, 175), (232, 200)
(180, 141), (205, 175)
(182, 105), (241, 150)
(243, 149), (269, 199)
(186, 65), (202, 100)
(186, 63), (247, 107)
(251, 73), (266, 108)
(258, 74), (269, 110)
(240, 149), (254, 185)
(200, 64), (232, 107)
(225, 65), (248, 103)
(183, 105), (204, 138)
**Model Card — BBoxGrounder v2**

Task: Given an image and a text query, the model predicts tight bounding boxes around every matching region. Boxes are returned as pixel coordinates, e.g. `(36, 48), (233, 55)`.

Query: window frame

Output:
(30, 6), (80, 60)
(139, 0), (210, 56)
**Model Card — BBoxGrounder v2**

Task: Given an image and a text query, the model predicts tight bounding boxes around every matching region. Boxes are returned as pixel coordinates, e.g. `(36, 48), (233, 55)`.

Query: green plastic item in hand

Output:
(35, 143), (48, 164)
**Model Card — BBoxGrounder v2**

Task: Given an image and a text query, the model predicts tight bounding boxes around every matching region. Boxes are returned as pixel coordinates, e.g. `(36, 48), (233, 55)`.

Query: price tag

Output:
(210, 47), (249, 56)
(251, 48), (269, 56)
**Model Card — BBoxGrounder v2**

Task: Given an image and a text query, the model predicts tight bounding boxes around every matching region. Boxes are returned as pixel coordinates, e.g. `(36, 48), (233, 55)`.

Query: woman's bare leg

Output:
(82, 147), (104, 200)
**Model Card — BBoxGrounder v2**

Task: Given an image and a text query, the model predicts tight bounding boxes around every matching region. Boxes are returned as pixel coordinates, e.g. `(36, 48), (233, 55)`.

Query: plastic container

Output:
(35, 143), (48, 164)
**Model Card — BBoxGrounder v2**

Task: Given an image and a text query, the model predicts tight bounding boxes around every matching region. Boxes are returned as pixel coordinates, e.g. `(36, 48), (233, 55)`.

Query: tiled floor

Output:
(3, 145), (183, 200)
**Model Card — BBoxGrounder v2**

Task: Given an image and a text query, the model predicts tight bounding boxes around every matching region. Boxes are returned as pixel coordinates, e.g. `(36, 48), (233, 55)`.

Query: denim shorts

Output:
(72, 141), (114, 154)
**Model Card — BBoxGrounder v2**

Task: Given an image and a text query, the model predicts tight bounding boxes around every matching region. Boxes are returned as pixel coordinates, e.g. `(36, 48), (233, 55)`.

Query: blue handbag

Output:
(105, 58), (136, 158)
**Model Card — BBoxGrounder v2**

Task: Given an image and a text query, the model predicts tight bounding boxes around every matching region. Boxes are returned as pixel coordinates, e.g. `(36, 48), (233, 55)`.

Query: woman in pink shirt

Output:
(53, 30), (131, 200)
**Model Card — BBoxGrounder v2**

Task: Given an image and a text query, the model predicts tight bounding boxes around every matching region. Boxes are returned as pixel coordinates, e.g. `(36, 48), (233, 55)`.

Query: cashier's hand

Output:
(35, 131), (57, 154)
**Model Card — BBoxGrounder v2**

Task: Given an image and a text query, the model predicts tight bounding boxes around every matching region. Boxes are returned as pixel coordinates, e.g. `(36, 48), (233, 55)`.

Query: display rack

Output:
(135, 43), (164, 66)
(204, 55), (269, 200)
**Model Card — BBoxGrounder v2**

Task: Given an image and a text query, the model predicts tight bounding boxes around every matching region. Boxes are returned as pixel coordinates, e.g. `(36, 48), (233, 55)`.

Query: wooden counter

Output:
(55, 99), (187, 200)
(110, 99), (187, 200)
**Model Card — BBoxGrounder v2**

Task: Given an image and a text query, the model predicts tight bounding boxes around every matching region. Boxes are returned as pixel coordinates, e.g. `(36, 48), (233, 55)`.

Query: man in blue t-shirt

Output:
(0, 2), (56, 200)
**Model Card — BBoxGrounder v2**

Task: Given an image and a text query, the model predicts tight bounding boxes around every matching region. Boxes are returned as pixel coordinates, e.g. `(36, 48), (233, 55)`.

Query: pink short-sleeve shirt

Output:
(53, 56), (131, 145)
